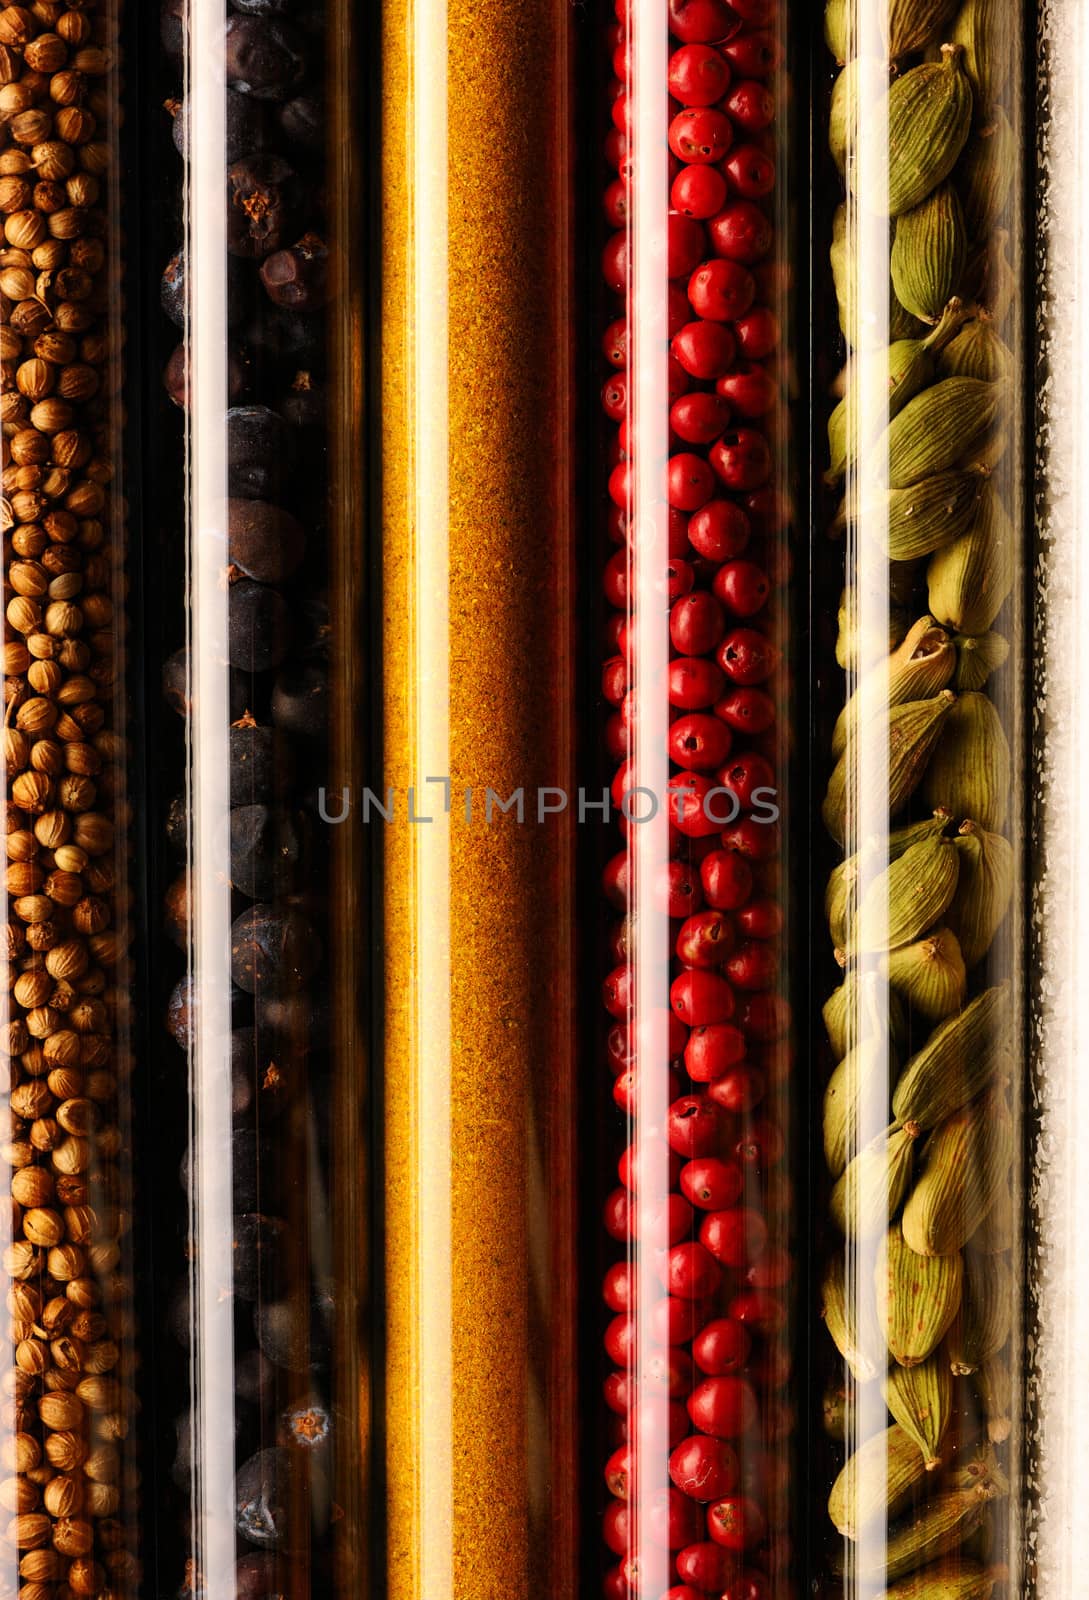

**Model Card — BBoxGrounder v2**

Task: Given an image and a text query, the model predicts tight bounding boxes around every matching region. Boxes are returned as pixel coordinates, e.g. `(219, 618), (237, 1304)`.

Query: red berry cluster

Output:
(599, 1), (793, 1596)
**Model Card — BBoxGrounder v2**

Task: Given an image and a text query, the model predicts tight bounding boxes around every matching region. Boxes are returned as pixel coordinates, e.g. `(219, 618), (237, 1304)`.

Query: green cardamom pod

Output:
(828, 340), (931, 484)
(946, 1249), (1013, 1374)
(877, 1222), (963, 1367)
(959, 106), (1015, 237)
(891, 985), (1008, 1131)
(825, 0), (852, 62)
(883, 1351), (954, 1469)
(876, 1558), (998, 1599)
(977, 1352), (1012, 1443)
(891, 184), (967, 325)
(938, 316), (1015, 384)
(953, 630), (1009, 691)
(943, 1444), (1009, 1497)
(926, 487), (1015, 637)
(824, 969), (909, 1060)
(822, 1253), (884, 1382)
(848, 831), (960, 954)
(832, 617), (956, 758)
(952, 0), (1012, 112)
(882, 927), (967, 1022)
(829, 58), (857, 177)
(836, 583), (912, 669)
(963, 227), (1016, 328)
(872, 1487), (1000, 1584)
(827, 811), (953, 951)
(922, 690), (1011, 832)
(832, 203), (928, 350)
(829, 1423), (933, 1539)
(823, 1380), (852, 1440)
(884, 378), (1003, 489)
(946, 819), (1014, 967)
(882, 470), (988, 562)
(831, 1123), (918, 1238)
(883, 0), (959, 56)
(902, 1086), (1013, 1256)
(969, 1172), (1014, 1254)
(825, 1034), (896, 1177)
(859, 45), (972, 218)
(823, 692), (955, 846)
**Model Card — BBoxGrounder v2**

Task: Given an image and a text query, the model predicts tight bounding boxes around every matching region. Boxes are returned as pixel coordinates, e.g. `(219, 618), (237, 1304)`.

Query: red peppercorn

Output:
(668, 211), (709, 279)
(729, 1288), (786, 1335)
(659, 1240), (721, 1300)
(688, 1376), (758, 1439)
(710, 429), (771, 491)
(605, 1442), (633, 1499)
(708, 198), (773, 263)
(664, 557), (697, 602)
(718, 752), (777, 814)
(602, 317), (628, 368)
(611, 90), (631, 136)
(724, 143), (775, 198)
(649, 1293), (714, 1346)
(673, 319), (738, 381)
(725, 79), (775, 131)
(604, 1313), (635, 1367)
(724, 938), (778, 991)
(604, 125), (628, 172)
(716, 361), (778, 417)
(684, 1023), (747, 1085)
(706, 1064), (765, 1115)
(672, 162), (729, 220)
(680, 1154), (744, 1210)
(669, 712), (732, 773)
(675, 909), (735, 968)
(700, 847), (754, 909)
(648, 1486), (705, 1550)
(603, 655), (629, 707)
(619, 1139), (685, 1193)
(717, 627), (779, 685)
(713, 559), (771, 617)
(603, 1186), (631, 1241)
(670, 1434), (739, 1503)
(746, 1336), (792, 1388)
(602, 371), (629, 422)
(606, 1023), (634, 1075)
(603, 1498), (632, 1554)
(668, 281), (694, 334)
(675, 1543), (736, 1593)
(721, 29), (781, 78)
(604, 1370), (634, 1414)
(736, 989), (790, 1037)
(669, 107), (734, 164)
(603, 1261), (633, 1313)
(628, 1398), (691, 1455)
(734, 1114), (784, 1169)
(733, 305), (780, 359)
(668, 42), (731, 105)
(670, 391), (732, 446)
(613, 1065), (684, 1117)
(688, 258), (756, 322)
(603, 230), (629, 293)
(700, 1206), (768, 1268)
(667, 451), (717, 511)
(603, 849), (630, 908)
(688, 499), (751, 561)
(746, 1246), (793, 1289)
(668, 0), (740, 44)
(715, 686), (776, 734)
(721, 1571), (772, 1600)
(669, 773), (731, 838)
(655, 858), (705, 919)
(693, 1317), (752, 1375)
(670, 592), (727, 657)
(708, 1495), (766, 1552)
(602, 963), (634, 1020)
(635, 1188), (695, 1247)
(642, 1346), (696, 1399)
(603, 176), (629, 228)
(671, 969), (736, 1028)
(665, 1092), (726, 1158)
(719, 816), (780, 862)
(664, 1589), (704, 1600)
(736, 897), (782, 938)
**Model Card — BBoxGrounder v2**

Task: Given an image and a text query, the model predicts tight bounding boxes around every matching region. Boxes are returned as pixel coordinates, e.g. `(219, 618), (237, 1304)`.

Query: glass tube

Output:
(594, 2), (796, 1597)
(155, 0), (370, 1592)
(0, 0), (140, 1592)
(814, 3), (1027, 1595)
(378, 0), (579, 1596)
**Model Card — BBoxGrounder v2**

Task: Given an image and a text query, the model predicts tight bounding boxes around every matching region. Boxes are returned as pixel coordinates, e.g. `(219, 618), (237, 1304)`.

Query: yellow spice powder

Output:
(381, 0), (577, 1595)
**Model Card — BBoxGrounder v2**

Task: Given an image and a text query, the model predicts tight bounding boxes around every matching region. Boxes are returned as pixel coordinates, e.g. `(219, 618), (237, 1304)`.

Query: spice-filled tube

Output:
(597, 2), (795, 1596)
(379, 0), (578, 1595)
(157, 0), (370, 1591)
(816, 4), (1026, 1596)
(0, 0), (141, 1591)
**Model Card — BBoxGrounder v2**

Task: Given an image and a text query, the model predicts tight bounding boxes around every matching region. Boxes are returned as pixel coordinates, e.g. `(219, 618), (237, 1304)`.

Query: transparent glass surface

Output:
(814, 4), (1027, 1595)
(378, 1), (579, 1596)
(595, 1), (795, 1595)
(155, 0), (370, 1592)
